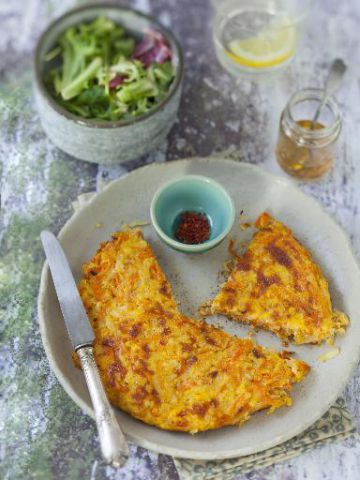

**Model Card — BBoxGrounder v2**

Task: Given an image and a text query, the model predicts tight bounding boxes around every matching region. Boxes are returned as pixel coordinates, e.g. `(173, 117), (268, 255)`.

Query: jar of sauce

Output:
(276, 88), (342, 179)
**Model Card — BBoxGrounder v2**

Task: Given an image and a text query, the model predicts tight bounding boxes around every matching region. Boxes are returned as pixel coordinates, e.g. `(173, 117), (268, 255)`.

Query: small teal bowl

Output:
(150, 175), (235, 253)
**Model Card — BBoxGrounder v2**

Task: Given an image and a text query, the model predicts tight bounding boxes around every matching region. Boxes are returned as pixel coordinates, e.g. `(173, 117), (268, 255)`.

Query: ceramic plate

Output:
(38, 158), (360, 460)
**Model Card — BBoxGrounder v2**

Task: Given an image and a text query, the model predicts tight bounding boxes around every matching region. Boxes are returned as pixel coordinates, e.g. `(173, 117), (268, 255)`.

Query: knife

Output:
(40, 231), (129, 467)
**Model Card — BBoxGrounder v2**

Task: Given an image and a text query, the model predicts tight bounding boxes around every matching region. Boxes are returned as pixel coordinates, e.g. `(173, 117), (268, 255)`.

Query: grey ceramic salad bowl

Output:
(33, 3), (183, 164)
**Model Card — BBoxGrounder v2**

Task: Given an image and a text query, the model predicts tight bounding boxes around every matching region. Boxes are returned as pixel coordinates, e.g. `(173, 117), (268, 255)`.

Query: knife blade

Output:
(40, 231), (129, 467)
(40, 231), (94, 349)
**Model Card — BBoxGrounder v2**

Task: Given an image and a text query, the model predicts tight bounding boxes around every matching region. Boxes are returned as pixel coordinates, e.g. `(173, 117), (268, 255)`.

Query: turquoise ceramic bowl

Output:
(150, 175), (235, 253)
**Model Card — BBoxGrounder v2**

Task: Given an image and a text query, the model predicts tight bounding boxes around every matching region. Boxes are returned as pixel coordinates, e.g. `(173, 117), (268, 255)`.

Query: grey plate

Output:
(38, 158), (360, 460)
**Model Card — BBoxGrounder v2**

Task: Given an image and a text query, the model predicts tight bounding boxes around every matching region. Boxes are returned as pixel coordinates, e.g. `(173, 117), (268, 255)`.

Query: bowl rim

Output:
(150, 174), (236, 253)
(33, 2), (184, 129)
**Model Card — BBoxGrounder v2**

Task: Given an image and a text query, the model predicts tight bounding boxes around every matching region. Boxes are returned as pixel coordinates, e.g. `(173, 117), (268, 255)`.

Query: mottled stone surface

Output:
(1, 1), (360, 479)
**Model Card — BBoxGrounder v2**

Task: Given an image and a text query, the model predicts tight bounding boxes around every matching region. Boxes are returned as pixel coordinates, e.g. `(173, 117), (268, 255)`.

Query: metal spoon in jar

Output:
(311, 58), (347, 129)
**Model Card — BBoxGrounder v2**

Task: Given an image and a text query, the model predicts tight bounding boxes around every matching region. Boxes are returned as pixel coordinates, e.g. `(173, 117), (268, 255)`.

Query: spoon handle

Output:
(312, 58), (347, 127)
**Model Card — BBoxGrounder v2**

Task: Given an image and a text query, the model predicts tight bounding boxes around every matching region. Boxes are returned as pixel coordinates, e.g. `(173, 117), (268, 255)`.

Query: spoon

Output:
(311, 58), (347, 128)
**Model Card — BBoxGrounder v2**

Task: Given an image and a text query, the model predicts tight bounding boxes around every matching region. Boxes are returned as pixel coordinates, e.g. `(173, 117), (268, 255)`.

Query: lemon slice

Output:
(226, 22), (297, 69)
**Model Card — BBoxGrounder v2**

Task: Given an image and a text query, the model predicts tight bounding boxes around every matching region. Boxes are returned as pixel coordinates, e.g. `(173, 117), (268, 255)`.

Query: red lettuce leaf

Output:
(133, 30), (172, 68)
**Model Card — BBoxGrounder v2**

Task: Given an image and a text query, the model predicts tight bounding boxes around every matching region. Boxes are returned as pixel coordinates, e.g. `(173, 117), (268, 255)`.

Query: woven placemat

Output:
(173, 397), (356, 480)
(73, 175), (357, 480)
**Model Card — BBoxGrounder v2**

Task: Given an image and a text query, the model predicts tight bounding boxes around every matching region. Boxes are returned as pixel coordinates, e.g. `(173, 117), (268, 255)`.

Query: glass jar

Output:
(276, 88), (342, 179)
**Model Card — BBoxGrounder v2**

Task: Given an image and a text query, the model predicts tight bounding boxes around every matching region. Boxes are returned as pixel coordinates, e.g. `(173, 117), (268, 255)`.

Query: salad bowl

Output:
(33, 3), (183, 164)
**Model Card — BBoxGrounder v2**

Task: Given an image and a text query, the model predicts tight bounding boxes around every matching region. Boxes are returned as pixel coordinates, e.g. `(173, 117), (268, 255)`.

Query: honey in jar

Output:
(276, 88), (342, 180)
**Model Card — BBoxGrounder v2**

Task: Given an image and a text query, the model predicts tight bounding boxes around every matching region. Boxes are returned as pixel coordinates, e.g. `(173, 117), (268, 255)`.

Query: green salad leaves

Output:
(45, 16), (174, 121)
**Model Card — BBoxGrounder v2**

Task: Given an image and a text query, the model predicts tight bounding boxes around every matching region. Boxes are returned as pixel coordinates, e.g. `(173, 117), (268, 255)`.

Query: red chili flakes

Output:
(174, 211), (210, 245)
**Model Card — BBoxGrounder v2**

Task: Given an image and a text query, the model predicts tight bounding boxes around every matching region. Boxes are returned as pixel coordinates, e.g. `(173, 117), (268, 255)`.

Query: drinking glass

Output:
(212, 0), (313, 79)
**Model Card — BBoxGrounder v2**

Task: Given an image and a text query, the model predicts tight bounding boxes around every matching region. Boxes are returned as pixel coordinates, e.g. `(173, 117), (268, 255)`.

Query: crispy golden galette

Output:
(78, 229), (309, 433)
(204, 213), (348, 345)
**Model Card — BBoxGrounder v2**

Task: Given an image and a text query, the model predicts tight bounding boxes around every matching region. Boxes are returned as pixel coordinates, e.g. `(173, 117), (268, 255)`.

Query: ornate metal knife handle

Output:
(77, 346), (129, 467)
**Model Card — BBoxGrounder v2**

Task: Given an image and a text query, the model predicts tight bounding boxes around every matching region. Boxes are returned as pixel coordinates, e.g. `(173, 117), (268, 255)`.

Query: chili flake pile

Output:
(174, 211), (211, 244)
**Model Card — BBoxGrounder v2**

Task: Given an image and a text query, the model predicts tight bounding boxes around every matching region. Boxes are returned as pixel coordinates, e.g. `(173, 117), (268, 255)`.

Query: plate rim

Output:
(37, 157), (360, 459)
